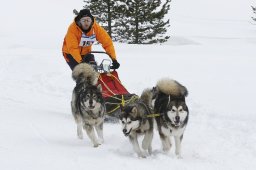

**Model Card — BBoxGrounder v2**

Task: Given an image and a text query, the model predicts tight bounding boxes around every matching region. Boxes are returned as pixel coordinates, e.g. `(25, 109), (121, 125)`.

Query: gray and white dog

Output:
(153, 79), (189, 158)
(119, 88), (154, 158)
(71, 63), (105, 147)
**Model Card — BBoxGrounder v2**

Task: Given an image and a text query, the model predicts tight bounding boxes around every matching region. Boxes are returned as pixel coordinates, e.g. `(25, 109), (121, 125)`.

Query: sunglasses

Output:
(80, 18), (92, 24)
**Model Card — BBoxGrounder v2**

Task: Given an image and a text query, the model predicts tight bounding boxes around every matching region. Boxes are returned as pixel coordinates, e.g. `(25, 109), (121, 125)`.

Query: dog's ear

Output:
(130, 106), (138, 118)
(152, 86), (157, 92)
(152, 86), (159, 99)
(97, 84), (102, 92)
(132, 106), (137, 113)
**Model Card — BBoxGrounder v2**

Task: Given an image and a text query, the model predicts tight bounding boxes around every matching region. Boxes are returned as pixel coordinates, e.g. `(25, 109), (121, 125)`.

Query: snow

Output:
(1, 0), (256, 169)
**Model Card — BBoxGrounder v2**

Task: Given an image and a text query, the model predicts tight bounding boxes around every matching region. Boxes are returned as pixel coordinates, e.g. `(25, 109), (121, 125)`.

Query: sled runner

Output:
(89, 51), (138, 120)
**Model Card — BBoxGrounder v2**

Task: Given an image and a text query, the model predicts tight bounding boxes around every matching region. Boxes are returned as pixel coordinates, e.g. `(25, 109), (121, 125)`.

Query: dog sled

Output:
(89, 51), (138, 121)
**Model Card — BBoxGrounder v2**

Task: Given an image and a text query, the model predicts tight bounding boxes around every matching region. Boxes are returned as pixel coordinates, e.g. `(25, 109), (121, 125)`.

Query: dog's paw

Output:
(137, 152), (147, 158)
(77, 128), (83, 139)
(142, 146), (152, 156)
(176, 155), (183, 159)
(98, 138), (104, 144)
(139, 153), (147, 158)
(148, 146), (152, 155)
(77, 134), (83, 140)
(93, 143), (100, 148)
(163, 146), (171, 152)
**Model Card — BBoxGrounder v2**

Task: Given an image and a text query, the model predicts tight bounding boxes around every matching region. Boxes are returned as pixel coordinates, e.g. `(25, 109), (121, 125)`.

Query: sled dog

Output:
(71, 63), (105, 147)
(153, 79), (189, 158)
(119, 88), (154, 158)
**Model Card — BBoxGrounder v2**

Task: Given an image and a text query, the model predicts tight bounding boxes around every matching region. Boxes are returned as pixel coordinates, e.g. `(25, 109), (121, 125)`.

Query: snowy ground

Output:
(1, 0), (256, 170)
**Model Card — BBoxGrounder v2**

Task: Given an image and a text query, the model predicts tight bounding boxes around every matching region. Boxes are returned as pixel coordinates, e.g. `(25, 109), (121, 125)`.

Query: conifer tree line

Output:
(83, 0), (171, 44)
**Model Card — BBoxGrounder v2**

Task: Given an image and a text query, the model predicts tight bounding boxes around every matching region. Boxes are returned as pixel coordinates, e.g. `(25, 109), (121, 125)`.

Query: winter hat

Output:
(75, 9), (94, 22)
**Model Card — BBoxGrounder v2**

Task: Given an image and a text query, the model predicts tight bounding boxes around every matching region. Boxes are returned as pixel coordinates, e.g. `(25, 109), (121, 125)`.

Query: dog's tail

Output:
(140, 88), (154, 108)
(72, 63), (99, 85)
(156, 78), (188, 97)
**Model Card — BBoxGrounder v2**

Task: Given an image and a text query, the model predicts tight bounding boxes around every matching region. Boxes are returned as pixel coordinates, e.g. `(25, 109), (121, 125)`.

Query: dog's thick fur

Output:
(153, 78), (189, 158)
(119, 88), (154, 158)
(71, 63), (105, 147)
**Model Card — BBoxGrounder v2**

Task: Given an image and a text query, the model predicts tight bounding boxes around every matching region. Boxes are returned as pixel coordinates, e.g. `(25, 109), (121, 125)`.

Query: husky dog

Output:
(119, 88), (154, 158)
(71, 63), (105, 147)
(153, 79), (189, 158)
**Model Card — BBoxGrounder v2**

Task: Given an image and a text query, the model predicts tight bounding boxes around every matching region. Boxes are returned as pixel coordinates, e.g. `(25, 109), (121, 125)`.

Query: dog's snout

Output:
(89, 99), (93, 105)
(175, 116), (180, 122)
(123, 129), (127, 133)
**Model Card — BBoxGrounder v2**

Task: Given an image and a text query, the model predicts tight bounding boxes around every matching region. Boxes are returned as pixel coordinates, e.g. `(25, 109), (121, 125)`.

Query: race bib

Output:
(79, 33), (96, 47)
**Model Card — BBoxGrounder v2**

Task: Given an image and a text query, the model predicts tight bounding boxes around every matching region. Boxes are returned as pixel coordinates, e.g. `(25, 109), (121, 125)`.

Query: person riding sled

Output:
(62, 9), (120, 70)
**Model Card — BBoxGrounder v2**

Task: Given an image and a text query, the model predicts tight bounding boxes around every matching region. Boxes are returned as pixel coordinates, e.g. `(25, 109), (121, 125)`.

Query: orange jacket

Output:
(62, 20), (116, 63)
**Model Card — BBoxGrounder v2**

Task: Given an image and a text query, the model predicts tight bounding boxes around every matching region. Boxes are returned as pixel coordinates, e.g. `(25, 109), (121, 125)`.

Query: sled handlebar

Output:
(89, 51), (111, 58)
(86, 51), (116, 73)
(88, 51), (116, 71)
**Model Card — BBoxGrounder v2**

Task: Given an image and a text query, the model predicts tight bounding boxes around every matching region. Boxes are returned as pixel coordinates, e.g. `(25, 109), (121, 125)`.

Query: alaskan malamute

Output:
(71, 63), (105, 147)
(119, 88), (154, 158)
(153, 79), (189, 158)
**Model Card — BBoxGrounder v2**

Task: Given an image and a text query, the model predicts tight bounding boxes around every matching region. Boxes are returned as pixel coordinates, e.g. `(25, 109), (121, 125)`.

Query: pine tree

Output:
(83, 0), (127, 40)
(83, 0), (171, 44)
(252, 6), (256, 22)
(116, 0), (171, 44)
(111, 0), (130, 41)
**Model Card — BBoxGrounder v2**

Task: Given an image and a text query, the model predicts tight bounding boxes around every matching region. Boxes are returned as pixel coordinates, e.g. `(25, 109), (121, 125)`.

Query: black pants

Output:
(63, 53), (95, 70)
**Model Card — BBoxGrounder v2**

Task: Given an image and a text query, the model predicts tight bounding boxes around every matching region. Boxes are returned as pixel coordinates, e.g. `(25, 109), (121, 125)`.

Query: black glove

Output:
(112, 59), (120, 69)
(81, 54), (95, 63)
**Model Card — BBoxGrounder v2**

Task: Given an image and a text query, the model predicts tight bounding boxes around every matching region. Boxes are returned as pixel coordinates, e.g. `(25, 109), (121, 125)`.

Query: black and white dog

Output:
(153, 79), (189, 158)
(71, 63), (105, 147)
(119, 88), (154, 158)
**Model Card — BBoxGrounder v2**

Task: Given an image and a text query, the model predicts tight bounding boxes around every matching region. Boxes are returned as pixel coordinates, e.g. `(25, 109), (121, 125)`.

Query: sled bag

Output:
(98, 71), (129, 98)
